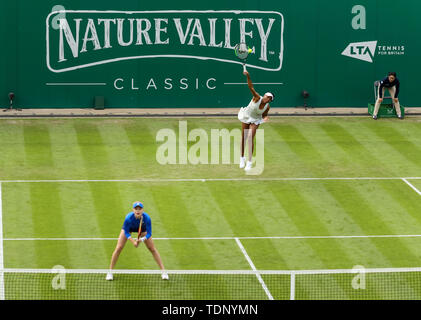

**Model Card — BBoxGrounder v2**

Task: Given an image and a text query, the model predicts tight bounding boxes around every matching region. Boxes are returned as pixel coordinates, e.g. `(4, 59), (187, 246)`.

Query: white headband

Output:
(264, 92), (274, 101)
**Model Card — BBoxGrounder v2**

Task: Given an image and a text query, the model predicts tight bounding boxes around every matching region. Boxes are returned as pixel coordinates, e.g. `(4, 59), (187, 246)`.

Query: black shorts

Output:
(129, 224), (146, 234)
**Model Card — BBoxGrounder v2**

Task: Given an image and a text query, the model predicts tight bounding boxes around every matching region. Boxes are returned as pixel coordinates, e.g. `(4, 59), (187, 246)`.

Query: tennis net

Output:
(1, 267), (421, 300)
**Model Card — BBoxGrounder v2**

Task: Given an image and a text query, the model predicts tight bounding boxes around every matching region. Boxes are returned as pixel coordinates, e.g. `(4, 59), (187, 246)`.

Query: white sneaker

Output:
(244, 161), (252, 171)
(239, 157), (246, 169)
(106, 272), (113, 281)
(161, 272), (169, 280)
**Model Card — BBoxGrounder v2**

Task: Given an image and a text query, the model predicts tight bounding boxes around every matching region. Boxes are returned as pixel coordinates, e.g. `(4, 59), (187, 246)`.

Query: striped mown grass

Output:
(1, 116), (421, 299)
(0, 117), (421, 180)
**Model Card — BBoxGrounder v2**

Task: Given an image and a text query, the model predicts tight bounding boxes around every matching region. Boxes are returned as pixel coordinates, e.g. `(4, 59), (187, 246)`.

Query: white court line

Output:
(402, 178), (421, 196)
(0, 177), (421, 183)
(224, 82), (284, 85)
(0, 183), (4, 300)
(5, 234), (421, 241)
(45, 83), (107, 86)
(235, 238), (274, 300)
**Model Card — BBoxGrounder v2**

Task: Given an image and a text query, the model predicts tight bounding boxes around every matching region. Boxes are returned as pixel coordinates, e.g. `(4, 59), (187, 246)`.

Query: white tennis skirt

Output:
(238, 107), (265, 125)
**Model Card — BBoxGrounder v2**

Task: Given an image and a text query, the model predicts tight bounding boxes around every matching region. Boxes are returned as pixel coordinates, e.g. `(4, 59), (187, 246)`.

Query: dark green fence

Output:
(1, 0), (419, 108)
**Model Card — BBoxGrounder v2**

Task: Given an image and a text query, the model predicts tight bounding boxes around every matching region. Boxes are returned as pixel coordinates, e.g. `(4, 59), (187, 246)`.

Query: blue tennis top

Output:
(122, 212), (152, 240)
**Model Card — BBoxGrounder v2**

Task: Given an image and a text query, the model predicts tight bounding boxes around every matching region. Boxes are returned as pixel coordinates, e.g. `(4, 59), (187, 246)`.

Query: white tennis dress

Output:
(238, 97), (269, 125)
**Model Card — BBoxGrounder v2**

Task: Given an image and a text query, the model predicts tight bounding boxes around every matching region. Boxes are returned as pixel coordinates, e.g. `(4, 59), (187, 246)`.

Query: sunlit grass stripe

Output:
(302, 123), (356, 173)
(0, 117), (420, 180)
(205, 182), (265, 236)
(390, 121), (421, 141)
(205, 182), (287, 270)
(0, 123), (25, 179)
(271, 124), (335, 175)
(363, 122), (421, 170)
(180, 183), (235, 238)
(348, 181), (421, 296)
(269, 183), (354, 298)
(88, 182), (126, 235)
(23, 124), (55, 179)
(270, 183), (352, 264)
(351, 180), (421, 235)
(73, 121), (113, 178)
(261, 125), (306, 177)
(96, 123), (140, 176)
(264, 124), (316, 177)
(47, 121), (87, 179)
(148, 185), (217, 269)
(88, 182), (126, 269)
(323, 181), (421, 267)
(29, 183), (68, 298)
(310, 182), (393, 272)
(319, 122), (391, 174)
(242, 182), (301, 239)
(293, 181), (393, 276)
(343, 121), (421, 176)
(122, 119), (171, 168)
(377, 181), (421, 234)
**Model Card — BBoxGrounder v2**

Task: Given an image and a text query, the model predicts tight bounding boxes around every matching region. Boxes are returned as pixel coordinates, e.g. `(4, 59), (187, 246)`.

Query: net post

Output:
(0, 183), (4, 300)
(290, 272), (295, 300)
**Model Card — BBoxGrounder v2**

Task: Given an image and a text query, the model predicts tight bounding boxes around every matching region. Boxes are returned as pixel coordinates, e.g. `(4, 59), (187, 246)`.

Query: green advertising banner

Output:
(0, 0), (419, 108)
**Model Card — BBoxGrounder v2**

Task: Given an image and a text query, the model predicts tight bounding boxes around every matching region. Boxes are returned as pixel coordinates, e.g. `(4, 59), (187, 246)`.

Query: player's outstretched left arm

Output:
(244, 71), (260, 102)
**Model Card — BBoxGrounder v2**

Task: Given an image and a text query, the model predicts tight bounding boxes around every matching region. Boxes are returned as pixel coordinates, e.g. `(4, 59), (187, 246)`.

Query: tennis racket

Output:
(137, 214), (144, 242)
(234, 43), (252, 72)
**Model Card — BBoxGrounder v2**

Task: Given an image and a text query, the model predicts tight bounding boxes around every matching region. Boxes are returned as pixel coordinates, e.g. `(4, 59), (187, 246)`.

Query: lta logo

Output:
(341, 41), (377, 63)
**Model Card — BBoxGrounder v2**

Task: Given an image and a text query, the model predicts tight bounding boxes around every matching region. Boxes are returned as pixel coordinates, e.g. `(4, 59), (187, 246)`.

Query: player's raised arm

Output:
(244, 71), (260, 101)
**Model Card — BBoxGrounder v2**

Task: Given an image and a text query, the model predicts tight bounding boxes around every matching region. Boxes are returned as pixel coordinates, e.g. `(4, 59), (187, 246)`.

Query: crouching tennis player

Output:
(106, 201), (168, 280)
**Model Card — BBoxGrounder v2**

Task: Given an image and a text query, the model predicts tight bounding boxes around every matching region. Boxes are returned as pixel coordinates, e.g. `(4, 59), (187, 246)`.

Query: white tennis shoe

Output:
(244, 161), (252, 171)
(161, 272), (169, 280)
(106, 272), (113, 281)
(239, 157), (246, 169)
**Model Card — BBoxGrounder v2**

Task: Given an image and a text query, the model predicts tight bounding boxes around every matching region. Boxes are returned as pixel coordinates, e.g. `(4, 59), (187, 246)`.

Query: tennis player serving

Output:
(238, 70), (274, 171)
(106, 201), (168, 280)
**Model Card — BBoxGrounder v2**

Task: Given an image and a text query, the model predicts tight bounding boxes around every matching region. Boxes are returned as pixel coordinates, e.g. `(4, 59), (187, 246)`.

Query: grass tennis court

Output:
(1, 116), (421, 299)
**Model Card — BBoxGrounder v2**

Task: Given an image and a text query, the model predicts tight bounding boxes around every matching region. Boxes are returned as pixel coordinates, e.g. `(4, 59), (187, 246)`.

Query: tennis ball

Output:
(248, 48), (252, 53)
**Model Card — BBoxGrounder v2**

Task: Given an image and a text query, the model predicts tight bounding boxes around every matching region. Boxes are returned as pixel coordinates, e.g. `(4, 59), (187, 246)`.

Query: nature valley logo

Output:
(46, 10), (284, 73)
